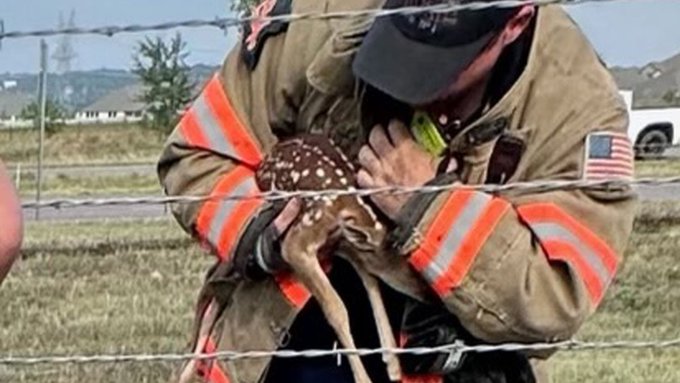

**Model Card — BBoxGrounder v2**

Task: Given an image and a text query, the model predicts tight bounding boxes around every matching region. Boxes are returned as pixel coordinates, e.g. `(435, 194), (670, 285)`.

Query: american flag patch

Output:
(584, 132), (634, 180)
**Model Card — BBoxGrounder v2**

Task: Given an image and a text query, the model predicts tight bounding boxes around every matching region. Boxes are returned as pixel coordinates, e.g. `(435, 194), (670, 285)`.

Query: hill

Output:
(0, 64), (218, 113)
(609, 53), (680, 108)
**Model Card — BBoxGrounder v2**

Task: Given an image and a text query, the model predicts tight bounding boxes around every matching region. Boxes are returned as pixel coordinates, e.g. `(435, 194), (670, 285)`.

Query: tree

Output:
(133, 33), (194, 135)
(662, 90), (680, 106)
(19, 99), (67, 136)
(230, 0), (259, 13)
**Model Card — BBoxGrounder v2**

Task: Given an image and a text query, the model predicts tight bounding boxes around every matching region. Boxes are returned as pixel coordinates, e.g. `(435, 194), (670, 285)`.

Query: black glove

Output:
(232, 201), (289, 280)
(399, 301), (467, 375)
(399, 300), (536, 383)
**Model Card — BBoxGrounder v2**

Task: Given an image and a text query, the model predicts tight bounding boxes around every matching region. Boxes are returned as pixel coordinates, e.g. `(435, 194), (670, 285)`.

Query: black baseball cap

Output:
(352, 0), (518, 105)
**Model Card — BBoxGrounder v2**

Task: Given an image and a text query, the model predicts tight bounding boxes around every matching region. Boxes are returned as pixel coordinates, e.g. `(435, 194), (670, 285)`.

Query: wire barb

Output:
(0, 0), (618, 41)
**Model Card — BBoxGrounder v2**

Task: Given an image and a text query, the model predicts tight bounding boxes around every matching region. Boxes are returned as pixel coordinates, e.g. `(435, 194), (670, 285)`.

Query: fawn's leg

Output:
(282, 227), (372, 383)
(354, 266), (402, 382)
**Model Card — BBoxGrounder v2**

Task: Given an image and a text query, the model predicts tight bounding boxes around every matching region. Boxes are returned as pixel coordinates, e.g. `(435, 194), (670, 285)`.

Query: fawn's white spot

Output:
(316, 168), (325, 178)
(302, 213), (314, 227)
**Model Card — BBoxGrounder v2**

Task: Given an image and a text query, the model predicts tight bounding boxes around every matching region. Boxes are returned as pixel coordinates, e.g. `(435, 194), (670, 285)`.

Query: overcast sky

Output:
(0, 0), (678, 74)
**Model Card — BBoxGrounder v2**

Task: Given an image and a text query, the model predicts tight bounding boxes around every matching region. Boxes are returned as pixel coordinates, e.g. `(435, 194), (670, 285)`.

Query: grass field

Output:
(0, 124), (165, 166)
(1, 202), (679, 382)
(17, 173), (161, 198)
(2, 122), (680, 174)
(635, 159), (680, 177)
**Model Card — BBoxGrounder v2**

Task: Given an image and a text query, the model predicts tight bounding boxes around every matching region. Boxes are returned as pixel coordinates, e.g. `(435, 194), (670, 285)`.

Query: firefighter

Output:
(157, 0), (637, 381)
(0, 160), (23, 285)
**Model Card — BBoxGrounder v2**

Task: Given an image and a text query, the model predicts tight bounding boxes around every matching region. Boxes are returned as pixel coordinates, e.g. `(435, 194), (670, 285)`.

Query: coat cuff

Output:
(387, 171), (461, 256)
(232, 200), (286, 280)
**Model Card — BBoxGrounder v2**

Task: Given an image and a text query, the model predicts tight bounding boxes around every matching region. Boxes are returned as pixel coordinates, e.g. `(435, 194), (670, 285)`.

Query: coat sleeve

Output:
(389, 106), (638, 345)
(157, 33), (298, 262)
(157, 0), (336, 264)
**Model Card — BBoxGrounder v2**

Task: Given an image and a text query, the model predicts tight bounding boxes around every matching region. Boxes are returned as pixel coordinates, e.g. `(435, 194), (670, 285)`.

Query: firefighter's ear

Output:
(241, 0), (292, 70)
(499, 5), (536, 47)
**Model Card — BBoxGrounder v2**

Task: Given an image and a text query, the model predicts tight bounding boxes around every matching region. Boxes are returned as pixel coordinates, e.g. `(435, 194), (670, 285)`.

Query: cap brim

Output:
(353, 16), (494, 105)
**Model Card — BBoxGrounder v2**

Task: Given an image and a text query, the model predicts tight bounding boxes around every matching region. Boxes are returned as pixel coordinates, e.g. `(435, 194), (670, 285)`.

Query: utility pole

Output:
(36, 39), (48, 220)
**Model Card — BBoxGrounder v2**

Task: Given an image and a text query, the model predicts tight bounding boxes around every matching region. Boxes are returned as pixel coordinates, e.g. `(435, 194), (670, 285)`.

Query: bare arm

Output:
(0, 160), (23, 284)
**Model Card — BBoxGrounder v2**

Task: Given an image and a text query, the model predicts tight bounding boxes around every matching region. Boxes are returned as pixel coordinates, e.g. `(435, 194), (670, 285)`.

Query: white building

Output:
(2, 80), (18, 90)
(74, 84), (146, 124)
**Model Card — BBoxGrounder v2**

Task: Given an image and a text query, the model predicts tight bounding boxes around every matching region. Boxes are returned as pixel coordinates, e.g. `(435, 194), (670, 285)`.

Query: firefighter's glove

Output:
(233, 200), (298, 280)
(399, 303), (466, 375)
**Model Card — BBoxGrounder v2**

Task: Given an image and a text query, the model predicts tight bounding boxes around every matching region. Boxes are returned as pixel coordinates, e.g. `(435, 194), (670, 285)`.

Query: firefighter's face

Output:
(434, 5), (536, 102)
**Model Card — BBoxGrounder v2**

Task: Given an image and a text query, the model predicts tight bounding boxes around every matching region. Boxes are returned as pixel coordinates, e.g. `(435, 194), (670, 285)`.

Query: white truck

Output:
(620, 90), (680, 158)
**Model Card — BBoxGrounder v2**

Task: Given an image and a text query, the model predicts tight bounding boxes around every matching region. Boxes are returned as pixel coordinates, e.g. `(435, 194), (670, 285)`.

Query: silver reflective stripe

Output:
(192, 92), (238, 158)
(207, 177), (257, 250)
(423, 192), (492, 284)
(531, 222), (611, 287)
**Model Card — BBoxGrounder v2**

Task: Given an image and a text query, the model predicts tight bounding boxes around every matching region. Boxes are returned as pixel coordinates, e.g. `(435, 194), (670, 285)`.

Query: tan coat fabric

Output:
(157, 1), (637, 382)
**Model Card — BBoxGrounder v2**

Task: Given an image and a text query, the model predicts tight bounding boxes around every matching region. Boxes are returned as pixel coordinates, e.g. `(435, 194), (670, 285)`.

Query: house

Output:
(74, 84), (146, 124)
(0, 91), (34, 129)
(2, 80), (18, 90)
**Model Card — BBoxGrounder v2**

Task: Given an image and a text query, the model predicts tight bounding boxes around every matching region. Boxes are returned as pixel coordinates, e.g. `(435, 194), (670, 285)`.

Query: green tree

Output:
(133, 33), (194, 135)
(19, 99), (67, 136)
(662, 90), (680, 106)
(230, 0), (259, 13)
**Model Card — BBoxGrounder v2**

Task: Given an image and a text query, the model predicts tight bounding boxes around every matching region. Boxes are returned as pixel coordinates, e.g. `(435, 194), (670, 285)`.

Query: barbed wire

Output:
(0, 0), (617, 41)
(20, 176), (680, 210)
(2, 337), (679, 366)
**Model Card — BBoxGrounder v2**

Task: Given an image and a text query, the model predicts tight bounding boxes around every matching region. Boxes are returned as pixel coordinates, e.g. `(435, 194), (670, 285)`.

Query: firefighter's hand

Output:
(357, 120), (441, 220)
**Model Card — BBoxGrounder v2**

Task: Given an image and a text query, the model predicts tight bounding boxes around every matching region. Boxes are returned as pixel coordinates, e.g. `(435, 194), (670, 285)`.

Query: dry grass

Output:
(0, 124), (165, 165)
(550, 206), (680, 382)
(635, 159), (680, 178)
(1, 205), (679, 382)
(17, 173), (161, 198)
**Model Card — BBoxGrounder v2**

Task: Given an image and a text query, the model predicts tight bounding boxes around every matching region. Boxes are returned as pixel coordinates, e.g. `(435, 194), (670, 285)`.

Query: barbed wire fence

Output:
(2, 0), (680, 374)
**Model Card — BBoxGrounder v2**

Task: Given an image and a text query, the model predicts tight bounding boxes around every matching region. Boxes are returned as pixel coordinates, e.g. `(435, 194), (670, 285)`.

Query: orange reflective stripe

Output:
(216, 188), (263, 258)
(539, 240), (604, 302)
(410, 190), (474, 274)
(432, 197), (509, 296)
(178, 73), (262, 167)
(410, 190), (509, 297)
(273, 260), (334, 308)
(203, 74), (262, 166)
(179, 107), (210, 148)
(196, 166), (264, 261)
(275, 273), (311, 308)
(197, 338), (230, 383)
(517, 203), (619, 305)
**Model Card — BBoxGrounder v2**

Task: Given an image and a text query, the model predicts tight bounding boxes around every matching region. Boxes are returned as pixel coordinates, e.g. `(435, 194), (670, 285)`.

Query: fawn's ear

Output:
(338, 209), (384, 248)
